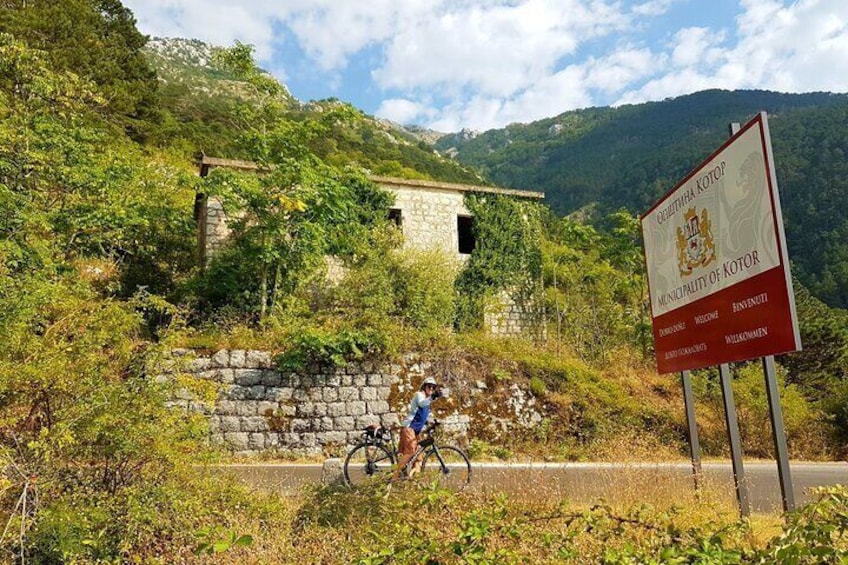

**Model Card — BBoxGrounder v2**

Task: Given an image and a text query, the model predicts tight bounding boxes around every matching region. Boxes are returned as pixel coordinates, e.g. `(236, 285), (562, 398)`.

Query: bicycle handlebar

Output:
(424, 419), (441, 432)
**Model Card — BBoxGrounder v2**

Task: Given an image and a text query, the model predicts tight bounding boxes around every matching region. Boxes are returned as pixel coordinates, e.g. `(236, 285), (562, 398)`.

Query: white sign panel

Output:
(640, 112), (801, 373)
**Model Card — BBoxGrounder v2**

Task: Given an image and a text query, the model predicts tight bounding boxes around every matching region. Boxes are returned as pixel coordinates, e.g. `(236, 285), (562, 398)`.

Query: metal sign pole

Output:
(681, 370), (702, 492)
(719, 362), (750, 516)
(763, 355), (796, 511)
(720, 122), (750, 517)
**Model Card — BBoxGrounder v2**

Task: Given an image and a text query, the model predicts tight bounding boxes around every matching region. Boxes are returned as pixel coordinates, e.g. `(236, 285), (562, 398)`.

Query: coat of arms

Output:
(676, 207), (716, 277)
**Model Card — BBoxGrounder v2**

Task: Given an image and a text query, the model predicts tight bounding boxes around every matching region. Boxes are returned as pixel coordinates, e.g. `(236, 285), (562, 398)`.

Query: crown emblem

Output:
(676, 207), (716, 277)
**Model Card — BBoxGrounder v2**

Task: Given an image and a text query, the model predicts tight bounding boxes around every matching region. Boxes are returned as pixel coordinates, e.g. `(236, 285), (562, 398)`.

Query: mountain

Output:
(146, 37), (297, 103)
(436, 89), (848, 308)
(143, 38), (485, 184)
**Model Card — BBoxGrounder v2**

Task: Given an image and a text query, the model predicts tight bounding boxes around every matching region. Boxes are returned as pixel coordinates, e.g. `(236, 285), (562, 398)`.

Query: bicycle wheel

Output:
(343, 443), (395, 487)
(420, 445), (471, 491)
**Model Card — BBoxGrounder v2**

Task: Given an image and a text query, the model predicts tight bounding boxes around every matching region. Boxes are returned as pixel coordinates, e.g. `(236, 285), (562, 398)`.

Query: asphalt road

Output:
(217, 460), (847, 513)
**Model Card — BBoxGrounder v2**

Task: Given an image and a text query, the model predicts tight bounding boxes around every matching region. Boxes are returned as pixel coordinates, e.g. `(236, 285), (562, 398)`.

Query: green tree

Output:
(0, 34), (196, 298)
(541, 214), (646, 361)
(193, 43), (394, 322)
(0, 0), (159, 131)
(200, 113), (393, 322)
(0, 36), (232, 562)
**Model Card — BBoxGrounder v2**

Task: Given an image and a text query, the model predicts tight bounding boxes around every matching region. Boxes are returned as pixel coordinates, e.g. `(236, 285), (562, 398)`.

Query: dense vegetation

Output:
(1, 1), (847, 561)
(437, 90), (848, 309)
(263, 483), (848, 564)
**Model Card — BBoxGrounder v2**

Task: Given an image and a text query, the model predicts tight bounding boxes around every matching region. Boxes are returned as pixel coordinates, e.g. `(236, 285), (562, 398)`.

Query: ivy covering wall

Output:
(455, 192), (544, 332)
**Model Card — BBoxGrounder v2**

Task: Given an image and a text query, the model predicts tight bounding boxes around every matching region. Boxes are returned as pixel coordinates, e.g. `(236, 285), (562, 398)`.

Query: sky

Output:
(124, 0), (848, 132)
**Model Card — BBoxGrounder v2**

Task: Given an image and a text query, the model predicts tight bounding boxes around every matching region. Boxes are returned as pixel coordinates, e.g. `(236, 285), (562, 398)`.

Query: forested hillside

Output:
(437, 90), (848, 308)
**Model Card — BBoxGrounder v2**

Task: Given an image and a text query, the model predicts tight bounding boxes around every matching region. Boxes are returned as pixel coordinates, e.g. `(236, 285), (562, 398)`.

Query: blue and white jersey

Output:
(401, 391), (431, 433)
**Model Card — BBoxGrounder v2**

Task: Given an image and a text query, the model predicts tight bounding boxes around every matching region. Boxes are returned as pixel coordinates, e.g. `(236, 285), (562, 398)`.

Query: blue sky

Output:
(124, 0), (848, 132)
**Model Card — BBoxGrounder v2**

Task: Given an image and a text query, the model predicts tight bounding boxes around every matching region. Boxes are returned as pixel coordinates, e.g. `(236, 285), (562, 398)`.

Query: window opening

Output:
(458, 215), (475, 254)
(388, 208), (403, 227)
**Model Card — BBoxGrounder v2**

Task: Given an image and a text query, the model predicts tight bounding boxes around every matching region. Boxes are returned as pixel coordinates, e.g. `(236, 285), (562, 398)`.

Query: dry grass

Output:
(194, 485), (780, 565)
(180, 462), (796, 565)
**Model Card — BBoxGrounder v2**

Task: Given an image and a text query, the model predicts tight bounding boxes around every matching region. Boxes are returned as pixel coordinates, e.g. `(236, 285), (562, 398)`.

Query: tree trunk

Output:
(271, 260), (282, 313)
(259, 261), (268, 322)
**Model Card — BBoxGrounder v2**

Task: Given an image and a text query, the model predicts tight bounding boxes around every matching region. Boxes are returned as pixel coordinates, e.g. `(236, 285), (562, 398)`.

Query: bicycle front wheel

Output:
(344, 443), (395, 487)
(420, 445), (471, 491)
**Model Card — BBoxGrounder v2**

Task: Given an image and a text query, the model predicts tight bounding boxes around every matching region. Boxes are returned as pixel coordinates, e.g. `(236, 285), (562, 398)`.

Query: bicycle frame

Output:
(371, 425), (438, 476)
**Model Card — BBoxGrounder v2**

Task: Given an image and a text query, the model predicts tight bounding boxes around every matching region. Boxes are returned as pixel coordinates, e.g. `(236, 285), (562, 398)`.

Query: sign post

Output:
(764, 354), (795, 511)
(721, 123), (749, 516)
(640, 112), (801, 515)
(719, 362), (749, 516)
(680, 370), (702, 491)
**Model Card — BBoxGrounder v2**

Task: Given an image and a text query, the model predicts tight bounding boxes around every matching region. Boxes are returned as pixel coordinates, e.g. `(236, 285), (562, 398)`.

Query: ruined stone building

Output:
(194, 156), (545, 336)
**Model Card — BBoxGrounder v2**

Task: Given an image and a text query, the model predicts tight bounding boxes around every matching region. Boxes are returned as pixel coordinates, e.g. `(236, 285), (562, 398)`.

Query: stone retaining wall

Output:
(159, 349), (476, 456)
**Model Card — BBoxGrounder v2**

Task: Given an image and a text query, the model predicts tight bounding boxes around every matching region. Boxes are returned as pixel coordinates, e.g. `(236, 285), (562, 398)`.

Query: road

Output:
(216, 460), (846, 513)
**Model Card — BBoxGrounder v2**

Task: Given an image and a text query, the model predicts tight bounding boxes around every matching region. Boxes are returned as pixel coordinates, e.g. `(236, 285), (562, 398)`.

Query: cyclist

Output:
(392, 376), (443, 481)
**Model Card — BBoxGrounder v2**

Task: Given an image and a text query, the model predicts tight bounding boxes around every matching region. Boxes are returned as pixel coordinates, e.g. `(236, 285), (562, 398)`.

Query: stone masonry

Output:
(484, 289), (548, 340)
(374, 177), (472, 257)
(196, 158), (544, 266)
(197, 196), (230, 265)
(158, 348), (544, 457)
(161, 349), (465, 456)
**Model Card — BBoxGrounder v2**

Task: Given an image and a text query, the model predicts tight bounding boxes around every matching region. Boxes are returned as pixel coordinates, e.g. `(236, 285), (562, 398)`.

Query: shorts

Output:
(398, 427), (418, 457)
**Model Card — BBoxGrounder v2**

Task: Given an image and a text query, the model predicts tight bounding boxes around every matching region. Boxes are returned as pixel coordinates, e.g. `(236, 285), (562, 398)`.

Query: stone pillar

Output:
(321, 458), (344, 485)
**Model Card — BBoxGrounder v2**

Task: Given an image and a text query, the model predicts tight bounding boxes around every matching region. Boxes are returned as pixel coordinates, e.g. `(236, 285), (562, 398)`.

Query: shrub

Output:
(698, 362), (831, 459)
(466, 439), (491, 459)
(529, 375), (548, 397)
(389, 248), (460, 332)
(26, 472), (281, 563)
(0, 272), (284, 562)
(275, 324), (391, 371)
(326, 230), (459, 334)
(759, 486), (848, 563)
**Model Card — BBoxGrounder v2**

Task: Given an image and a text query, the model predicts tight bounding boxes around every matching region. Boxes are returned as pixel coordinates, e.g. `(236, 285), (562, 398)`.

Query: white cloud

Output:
(373, 0), (629, 97)
(375, 98), (435, 125)
(496, 64), (594, 123)
(671, 27), (725, 68)
(731, 0), (848, 92)
(584, 47), (659, 93)
(615, 69), (717, 106)
(285, 1), (406, 69)
(616, 0), (848, 106)
(124, 0), (286, 60)
(125, 0), (848, 130)
(429, 97), (508, 133)
(632, 0), (679, 16)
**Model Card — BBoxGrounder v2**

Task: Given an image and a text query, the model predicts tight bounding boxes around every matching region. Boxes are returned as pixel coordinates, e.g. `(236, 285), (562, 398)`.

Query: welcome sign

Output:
(641, 112), (801, 373)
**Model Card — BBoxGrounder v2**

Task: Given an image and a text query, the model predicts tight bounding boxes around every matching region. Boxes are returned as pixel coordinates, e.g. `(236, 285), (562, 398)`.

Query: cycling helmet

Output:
(420, 376), (439, 389)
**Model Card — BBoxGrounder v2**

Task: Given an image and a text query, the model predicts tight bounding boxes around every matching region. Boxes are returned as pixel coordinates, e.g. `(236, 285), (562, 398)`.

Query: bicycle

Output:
(343, 420), (471, 491)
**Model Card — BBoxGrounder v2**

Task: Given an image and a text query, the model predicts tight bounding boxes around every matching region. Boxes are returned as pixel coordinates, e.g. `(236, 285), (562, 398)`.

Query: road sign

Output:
(641, 112), (801, 373)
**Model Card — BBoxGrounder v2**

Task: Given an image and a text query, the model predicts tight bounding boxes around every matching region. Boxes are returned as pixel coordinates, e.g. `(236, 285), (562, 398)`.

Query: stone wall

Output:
(197, 196), (233, 265)
(484, 289), (547, 339)
(197, 179), (475, 265)
(158, 349), (544, 456)
(381, 180), (471, 258)
(161, 349), (454, 455)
